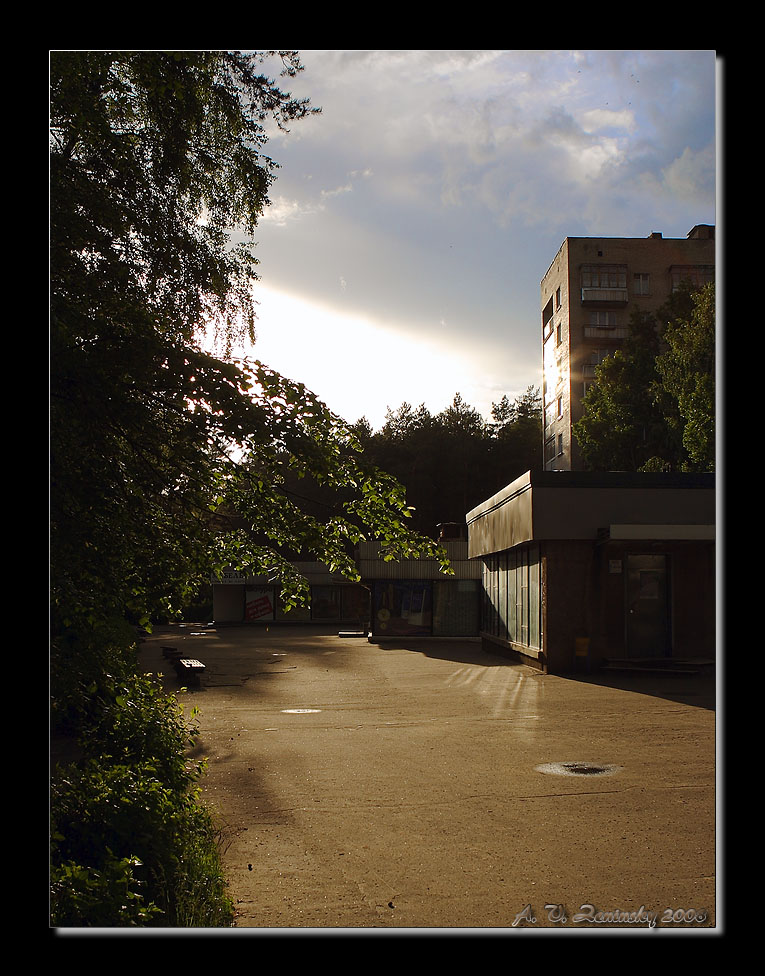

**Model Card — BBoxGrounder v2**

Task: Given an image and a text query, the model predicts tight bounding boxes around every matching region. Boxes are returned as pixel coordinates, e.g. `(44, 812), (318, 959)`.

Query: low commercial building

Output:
(466, 469), (715, 674)
(212, 562), (370, 627)
(211, 529), (480, 637)
(360, 532), (481, 640)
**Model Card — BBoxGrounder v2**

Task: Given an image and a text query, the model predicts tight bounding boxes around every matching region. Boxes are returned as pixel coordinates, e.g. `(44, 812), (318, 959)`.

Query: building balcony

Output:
(584, 325), (629, 339)
(581, 287), (629, 304)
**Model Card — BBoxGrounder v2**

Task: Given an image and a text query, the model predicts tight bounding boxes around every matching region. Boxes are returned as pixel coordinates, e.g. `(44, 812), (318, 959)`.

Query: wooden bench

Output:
(173, 658), (206, 684)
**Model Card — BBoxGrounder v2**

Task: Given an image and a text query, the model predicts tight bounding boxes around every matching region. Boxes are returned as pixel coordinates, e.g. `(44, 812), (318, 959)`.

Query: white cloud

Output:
(661, 145), (716, 202)
(259, 195), (318, 226)
(579, 107), (636, 134)
(320, 182), (353, 200)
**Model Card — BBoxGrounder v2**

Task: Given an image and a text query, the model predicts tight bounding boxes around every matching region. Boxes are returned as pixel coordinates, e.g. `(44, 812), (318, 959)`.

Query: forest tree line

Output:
(349, 387), (543, 538)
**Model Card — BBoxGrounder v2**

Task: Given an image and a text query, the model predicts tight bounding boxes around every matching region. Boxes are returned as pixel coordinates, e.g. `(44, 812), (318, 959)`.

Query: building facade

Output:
(540, 225), (715, 471)
(466, 470), (715, 674)
(211, 532), (481, 638)
(212, 562), (370, 626)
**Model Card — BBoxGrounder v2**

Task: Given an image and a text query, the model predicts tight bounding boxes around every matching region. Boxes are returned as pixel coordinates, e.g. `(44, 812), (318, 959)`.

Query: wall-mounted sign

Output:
(215, 569), (247, 584)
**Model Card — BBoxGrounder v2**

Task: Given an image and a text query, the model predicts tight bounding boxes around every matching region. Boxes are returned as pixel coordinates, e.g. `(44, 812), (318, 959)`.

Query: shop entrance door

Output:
(625, 554), (670, 658)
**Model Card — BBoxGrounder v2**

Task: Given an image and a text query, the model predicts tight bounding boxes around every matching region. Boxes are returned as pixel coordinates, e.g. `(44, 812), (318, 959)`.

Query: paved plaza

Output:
(141, 623), (718, 933)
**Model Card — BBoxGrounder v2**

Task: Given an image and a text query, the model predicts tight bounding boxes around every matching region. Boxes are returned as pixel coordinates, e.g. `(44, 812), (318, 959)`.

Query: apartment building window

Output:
(590, 349), (612, 365)
(556, 322), (562, 345)
(557, 433), (563, 456)
(581, 265), (627, 289)
(670, 265), (714, 292)
(555, 286), (561, 309)
(557, 396), (563, 419)
(544, 435), (556, 466)
(589, 310), (618, 327)
(582, 349), (612, 381)
(542, 296), (554, 338)
(633, 273), (650, 295)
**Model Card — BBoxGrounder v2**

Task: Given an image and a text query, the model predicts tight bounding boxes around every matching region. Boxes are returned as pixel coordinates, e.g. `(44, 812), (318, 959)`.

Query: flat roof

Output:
(466, 470), (715, 557)
(467, 469), (714, 520)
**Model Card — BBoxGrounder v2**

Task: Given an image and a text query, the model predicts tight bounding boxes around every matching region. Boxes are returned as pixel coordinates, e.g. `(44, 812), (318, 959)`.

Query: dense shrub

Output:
(51, 757), (233, 927)
(50, 661), (234, 927)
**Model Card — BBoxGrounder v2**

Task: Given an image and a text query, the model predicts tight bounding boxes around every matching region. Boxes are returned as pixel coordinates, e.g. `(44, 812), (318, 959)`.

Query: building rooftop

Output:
(466, 469), (715, 558)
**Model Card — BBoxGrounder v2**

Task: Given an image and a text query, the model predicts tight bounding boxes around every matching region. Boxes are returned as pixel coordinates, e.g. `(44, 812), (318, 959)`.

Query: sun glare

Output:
(224, 287), (494, 430)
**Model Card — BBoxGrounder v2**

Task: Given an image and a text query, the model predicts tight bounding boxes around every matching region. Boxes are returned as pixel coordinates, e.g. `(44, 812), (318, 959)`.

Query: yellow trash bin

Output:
(575, 637), (590, 672)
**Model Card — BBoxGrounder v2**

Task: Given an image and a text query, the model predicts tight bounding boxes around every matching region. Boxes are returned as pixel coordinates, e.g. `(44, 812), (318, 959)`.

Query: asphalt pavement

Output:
(139, 623), (718, 934)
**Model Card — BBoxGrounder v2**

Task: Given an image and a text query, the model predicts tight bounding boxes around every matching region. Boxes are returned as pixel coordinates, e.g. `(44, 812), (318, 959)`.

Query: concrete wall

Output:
(358, 539), (480, 581)
(541, 540), (597, 672)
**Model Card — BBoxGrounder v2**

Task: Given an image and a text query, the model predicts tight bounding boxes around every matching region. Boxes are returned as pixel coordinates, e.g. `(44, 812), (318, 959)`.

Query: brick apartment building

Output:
(540, 225), (715, 471)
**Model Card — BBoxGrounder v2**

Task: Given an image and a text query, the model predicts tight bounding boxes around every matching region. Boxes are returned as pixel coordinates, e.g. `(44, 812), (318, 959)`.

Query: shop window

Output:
(482, 545), (541, 649)
(311, 586), (341, 620)
(373, 581), (432, 636)
(433, 580), (479, 637)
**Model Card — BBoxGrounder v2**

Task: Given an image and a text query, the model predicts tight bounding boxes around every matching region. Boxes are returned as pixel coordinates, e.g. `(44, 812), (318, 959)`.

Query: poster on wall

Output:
(374, 581), (432, 636)
(245, 587), (275, 621)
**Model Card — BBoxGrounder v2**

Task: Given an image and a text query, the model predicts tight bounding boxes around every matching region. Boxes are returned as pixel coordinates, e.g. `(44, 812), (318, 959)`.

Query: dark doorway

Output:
(625, 554), (671, 658)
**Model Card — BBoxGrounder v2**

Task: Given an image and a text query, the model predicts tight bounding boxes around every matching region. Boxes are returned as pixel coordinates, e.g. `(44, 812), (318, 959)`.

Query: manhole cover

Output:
(535, 761), (621, 777)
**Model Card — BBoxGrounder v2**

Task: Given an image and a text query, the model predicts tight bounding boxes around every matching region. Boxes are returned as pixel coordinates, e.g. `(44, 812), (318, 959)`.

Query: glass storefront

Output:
(232, 583), (371, 623)
(372, 580), (480, 637)
(373, 581), (432, 636)
(432, 580), (480, 636)
(482, 544), (541, 649)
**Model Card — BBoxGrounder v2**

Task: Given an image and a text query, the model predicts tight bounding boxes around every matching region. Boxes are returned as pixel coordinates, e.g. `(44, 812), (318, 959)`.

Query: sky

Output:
(226, 50), (718, 432)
